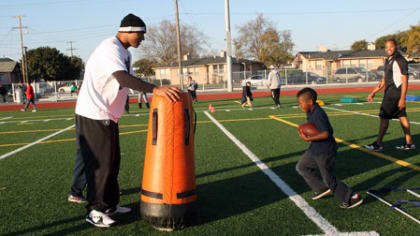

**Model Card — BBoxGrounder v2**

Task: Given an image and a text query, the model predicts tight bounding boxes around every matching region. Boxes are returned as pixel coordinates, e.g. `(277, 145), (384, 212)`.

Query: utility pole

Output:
(67, 41), (76, 57)
(224, 0), (233, 92)
(12, 15), (27, 84)
(174, 0), (184, 90)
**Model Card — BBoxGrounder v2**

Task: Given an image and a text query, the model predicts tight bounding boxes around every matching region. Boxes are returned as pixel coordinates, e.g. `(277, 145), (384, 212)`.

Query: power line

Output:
(181, 7), (420, 16)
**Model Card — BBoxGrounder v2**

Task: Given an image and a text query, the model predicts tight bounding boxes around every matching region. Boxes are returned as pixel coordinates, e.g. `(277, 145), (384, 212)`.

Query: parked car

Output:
(334, 67), (377, 83)
(286, 72), (327, 85)
(244, 75), (266, 87)
(58, 83), (77, 94)
(377, 64), (420, 80)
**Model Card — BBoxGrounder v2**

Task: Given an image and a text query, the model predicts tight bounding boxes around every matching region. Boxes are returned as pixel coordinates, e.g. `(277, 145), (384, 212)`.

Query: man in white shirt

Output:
(266, 65), (281, 108)
(75, 13), (180, 228)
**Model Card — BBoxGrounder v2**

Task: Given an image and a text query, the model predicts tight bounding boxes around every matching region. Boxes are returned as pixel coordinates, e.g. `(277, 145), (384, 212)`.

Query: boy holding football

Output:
(295, 87), (363, 208)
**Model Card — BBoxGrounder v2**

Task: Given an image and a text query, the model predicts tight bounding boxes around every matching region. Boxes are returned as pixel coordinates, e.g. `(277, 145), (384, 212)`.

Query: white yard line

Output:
(324, 106), (420, 125)
(204, 111), (378, 236)
(0, 116), (13, 121)
(0, 124), (75, 161)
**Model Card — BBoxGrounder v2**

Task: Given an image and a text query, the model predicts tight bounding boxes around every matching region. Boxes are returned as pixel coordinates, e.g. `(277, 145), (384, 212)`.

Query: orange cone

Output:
(140, 92), (196, 231)
(210, 106), (215, 113)
(208, 104), (213, 110)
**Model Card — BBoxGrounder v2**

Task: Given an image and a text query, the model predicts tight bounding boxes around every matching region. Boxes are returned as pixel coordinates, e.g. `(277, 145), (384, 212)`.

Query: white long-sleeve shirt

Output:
(266, 70), (281, 89)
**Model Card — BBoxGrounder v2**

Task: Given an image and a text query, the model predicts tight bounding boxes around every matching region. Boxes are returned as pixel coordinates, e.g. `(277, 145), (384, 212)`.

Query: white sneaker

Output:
(32, 110), (37, 112)
(86, 210), (116, 228)
(105, 205), (132, 215)
(20, 109), (25, 112)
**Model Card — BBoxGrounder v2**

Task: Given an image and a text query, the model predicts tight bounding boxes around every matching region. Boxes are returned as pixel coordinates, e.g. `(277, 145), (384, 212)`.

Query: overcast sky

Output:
(0, 0), (419, 62)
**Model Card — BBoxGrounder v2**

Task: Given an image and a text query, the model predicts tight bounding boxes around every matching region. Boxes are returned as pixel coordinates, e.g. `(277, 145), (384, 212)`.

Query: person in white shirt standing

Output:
(266, 65), (281, 108)
(75, 13), (180, 228)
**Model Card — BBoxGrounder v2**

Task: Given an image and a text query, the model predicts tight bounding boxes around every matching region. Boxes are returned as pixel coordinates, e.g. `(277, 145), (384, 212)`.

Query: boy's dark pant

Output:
(76, 115), (120, 212)
(271, 88), (280, 106)
(296, 151), (352, 203)
(70, 123), (87, 197)
(24, 98), (36, 110)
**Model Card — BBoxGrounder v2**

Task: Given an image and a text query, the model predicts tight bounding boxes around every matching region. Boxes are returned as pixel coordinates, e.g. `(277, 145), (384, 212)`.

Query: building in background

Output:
(0, 58), (21, 89)
(293, 46), (388, 78)
(153, 51), (265, 85)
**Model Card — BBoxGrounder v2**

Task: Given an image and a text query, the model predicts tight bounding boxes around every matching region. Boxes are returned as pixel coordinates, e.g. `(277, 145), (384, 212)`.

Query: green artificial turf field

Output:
(0, 90), (419, 235)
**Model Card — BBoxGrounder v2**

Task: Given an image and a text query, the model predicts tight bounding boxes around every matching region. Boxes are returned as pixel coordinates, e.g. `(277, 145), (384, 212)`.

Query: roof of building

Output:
(0, 58), (18, 73)
(154, 56), (264, 68)
(298, 50), (388, 60)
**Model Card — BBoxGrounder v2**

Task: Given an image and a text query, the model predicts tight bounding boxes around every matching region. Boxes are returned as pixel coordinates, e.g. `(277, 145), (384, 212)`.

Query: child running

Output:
(241, 81), (253, 109)
(295, 87), (363, 208)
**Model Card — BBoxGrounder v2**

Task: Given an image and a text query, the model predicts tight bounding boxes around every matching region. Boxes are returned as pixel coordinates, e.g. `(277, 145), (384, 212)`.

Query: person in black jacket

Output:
(241, 81), (253, 109)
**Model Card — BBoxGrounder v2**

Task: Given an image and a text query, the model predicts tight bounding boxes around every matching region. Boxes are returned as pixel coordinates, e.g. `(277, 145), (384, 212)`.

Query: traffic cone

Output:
(210, 106), (215, 113)
(208, 104), (213, 110)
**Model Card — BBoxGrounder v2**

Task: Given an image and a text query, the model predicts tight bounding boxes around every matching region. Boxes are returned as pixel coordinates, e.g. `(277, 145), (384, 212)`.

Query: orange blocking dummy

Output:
(140, 92), (196, 231)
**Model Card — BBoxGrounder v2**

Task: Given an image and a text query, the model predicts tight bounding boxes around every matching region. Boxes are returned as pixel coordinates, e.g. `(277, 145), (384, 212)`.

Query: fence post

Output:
(54, 81), (58, 101)
(345, 66), (348, 84)
(285, 68), (288, 86)
(306, 71), (308, 85)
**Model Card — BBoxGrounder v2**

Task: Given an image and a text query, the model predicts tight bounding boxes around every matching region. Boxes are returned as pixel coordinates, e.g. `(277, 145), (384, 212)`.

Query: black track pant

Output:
(296, 151), (352, 203)
(76, 115), (120, 212)
(271, 88), (280, 106)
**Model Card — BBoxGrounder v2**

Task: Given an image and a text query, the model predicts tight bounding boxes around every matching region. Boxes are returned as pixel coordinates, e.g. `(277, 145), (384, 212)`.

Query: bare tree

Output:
(139, 20), (208, 64)
(234, 13), (294, 66)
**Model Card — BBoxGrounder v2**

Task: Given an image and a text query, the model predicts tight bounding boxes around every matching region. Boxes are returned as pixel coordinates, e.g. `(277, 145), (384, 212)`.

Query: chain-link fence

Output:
(5, 64), (420, 103)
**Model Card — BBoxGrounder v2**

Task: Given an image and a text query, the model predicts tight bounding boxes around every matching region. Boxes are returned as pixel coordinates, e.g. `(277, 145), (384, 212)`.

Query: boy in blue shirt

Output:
(296, 88), (363, 208)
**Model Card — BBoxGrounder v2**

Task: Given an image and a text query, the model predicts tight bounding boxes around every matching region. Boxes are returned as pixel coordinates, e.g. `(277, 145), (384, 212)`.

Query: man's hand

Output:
(154, 87), (181, 102)
(367, 93), (375, 102)
(398, 98), (406, 110)
(298, 129), (310, 142)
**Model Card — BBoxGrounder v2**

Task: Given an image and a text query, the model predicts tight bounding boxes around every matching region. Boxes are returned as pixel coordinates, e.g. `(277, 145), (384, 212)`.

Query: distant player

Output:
(187, 76), (198, 103)
(364, 39), (415, 151)
(266, 65), (281, 108)
(138, 91), (150, 109)
(21, 81), (37, 112)
(241, 81), (253, 109)
(295, 88), (362, 208)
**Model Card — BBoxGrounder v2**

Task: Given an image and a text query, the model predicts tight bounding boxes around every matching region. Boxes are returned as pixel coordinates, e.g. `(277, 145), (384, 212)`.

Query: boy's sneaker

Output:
(396, 143), (416, 150)
(68, 194), (87, 204)
(312, 188), (332, 200)
(340, 193), (363, 209)
(105, 205), (132, 216)
(364, 142), (383, 152)
(86, 210), (116, 228)
(32, 109), (37, 112)
(20, 109), (25, 112)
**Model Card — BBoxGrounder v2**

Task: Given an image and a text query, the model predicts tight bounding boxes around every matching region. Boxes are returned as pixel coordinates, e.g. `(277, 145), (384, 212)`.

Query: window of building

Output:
(219, 64), (224, 73)
(315, 61), (322, 70)
(359, 60), (367, 69)
(213, 65), (218, 73)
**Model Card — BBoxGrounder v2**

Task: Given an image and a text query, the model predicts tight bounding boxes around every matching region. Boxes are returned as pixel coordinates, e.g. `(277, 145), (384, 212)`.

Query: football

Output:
(298, 123), (319, 138)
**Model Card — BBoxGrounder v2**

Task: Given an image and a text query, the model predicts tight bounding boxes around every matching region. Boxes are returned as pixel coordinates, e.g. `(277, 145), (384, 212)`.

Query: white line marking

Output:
(204, 111), (378, 236)
(407, 189), (420, 199)
(0, 116), (13, 121)
(0, 124), (75, 161)
(324, 106), (420, 125)
(367, 191), (420, 225)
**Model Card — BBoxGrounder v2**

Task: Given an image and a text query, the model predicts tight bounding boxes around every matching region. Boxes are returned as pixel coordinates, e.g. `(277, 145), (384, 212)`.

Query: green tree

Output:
(133, 58), (156, 77)
(26, 47), (84, 81)
(406, 23), (420, 55)
(351, 40), (368, 51)
(234, 13), (294, 66)
(375, 32), (407, 51)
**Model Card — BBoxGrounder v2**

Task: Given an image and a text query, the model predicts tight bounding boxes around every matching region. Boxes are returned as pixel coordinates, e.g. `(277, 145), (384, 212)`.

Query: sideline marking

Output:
(0, 129), (148, 148)
(269, 116), (420, 172)
(0, 116), (13, 121)
(324, 106), (420, 125)
(205, 111), (378, 236)
(0, 124), (75, 161)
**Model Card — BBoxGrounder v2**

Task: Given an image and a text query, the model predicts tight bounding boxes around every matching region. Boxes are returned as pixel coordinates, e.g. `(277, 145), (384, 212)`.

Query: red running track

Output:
(1, 85), (419, 111)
